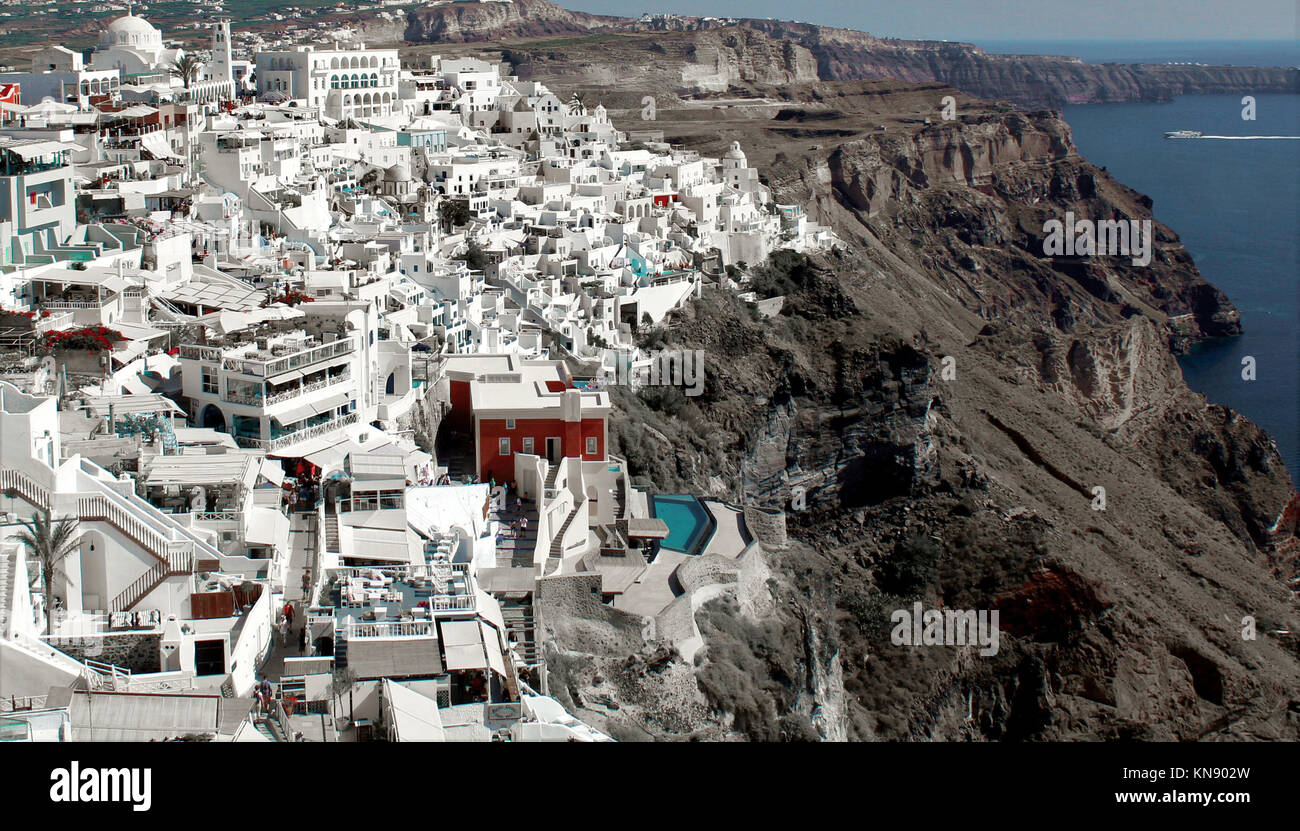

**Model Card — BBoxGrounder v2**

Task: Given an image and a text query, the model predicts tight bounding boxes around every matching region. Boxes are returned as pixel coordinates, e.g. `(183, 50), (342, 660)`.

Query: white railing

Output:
(432, 594), (474, 612)
(268, 412), (357, 452)
(179, 344), (223, 362)
(78, 494), (177, 563)
(39, 300), (102, 310)
(266, 371), (350, 406)
(35, 311), (75, 333)
(192, 511), (241, 523)
(0, 695), (48, 713)
(222, 337), (355, 378)
(345, 620), (436, 639)
(0, 467), (52, 508)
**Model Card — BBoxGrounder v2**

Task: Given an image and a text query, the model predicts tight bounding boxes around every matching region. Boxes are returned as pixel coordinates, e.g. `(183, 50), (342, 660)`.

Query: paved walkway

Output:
(286, 512), (318, 605)
(260, 512), (317, 682)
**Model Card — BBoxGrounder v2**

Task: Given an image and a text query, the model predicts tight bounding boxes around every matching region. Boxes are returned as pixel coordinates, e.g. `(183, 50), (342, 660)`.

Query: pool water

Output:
(650, 494), (712, 555)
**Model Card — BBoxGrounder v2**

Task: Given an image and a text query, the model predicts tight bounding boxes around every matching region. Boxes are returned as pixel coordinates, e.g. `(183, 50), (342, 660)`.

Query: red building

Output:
(442, 355), (610, 483)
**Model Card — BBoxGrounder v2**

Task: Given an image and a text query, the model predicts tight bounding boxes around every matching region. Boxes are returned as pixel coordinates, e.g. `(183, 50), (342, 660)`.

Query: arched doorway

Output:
(200, 404), (225, 432)
(385, 372), (395, 395)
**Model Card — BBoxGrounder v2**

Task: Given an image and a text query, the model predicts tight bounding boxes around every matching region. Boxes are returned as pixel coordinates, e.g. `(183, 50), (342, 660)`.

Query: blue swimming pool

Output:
(650, 494), (713, 555)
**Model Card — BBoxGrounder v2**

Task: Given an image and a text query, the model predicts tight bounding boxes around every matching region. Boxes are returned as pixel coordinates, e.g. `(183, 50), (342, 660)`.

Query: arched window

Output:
(369, 73), (378, 88)
(330, 57), (339, 69)
(330, 75), (339, 89)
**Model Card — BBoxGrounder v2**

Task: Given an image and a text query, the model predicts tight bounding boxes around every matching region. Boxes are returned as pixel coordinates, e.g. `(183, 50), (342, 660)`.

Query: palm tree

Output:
(169, 53), (201, 90)
(15, 509), (79, 635)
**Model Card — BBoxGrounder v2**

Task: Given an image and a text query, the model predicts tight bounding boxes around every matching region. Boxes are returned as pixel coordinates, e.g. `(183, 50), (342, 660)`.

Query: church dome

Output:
(724, 141), (746, 160)
(100, 14), (163, 50)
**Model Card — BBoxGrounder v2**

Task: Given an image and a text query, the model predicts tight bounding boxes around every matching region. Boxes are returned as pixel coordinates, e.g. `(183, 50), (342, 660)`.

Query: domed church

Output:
(89, 8), (184, 76)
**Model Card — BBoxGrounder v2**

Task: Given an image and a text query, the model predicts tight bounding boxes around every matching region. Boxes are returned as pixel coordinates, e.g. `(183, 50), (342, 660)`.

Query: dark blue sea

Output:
(1056, 92), (1300, 485)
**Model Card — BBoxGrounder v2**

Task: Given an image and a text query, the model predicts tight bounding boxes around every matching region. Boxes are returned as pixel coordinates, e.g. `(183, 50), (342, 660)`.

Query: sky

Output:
(563, 0), (1299, 41)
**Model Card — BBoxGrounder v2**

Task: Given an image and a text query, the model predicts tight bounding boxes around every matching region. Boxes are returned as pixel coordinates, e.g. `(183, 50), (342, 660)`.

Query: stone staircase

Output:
(500, 603), (539, 666)
(323, 511), (340, 555)
(547, 499), (585, 560)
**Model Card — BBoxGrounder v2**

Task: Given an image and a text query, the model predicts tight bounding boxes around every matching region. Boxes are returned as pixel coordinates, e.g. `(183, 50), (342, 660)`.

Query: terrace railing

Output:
(223, 337), (355, 378)
(345, 620), (436, 639)
(267, 412), (357, 452)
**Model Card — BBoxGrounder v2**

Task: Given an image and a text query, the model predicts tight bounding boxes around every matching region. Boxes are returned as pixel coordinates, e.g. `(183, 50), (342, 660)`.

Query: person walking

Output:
(259, 678), (273, 715)
(284, 601), (295, 627)
(298, 624), (308, 656)
(279, 615), (290, 648)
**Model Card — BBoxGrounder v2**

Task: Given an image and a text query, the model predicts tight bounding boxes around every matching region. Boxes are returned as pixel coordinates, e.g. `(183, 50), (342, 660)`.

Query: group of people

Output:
(278, 600), (310, 656)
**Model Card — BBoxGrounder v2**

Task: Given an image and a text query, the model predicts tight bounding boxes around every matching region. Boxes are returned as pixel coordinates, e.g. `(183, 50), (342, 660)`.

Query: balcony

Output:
(345, 620), (436, 639)
(179, 344), (223, 362)
(267, 370), (351, 405)
(263, 411), (358, 452)
(222, 337), (356, 378)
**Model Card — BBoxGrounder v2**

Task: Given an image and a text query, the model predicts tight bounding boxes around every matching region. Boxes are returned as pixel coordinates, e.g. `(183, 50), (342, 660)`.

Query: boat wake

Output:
(1196, 135), (1300, 140)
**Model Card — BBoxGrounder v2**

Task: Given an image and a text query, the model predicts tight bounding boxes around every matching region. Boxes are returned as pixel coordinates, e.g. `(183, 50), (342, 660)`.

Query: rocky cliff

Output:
(531, 79), (1300, 741)
(399, 1), (1299, 109)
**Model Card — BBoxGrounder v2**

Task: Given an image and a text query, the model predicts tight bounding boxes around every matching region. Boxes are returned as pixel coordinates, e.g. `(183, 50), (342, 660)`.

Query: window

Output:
(506, 419), (515, 430)
(201, 368), (218, 395)
(379, 490), (403, 510)
(353, 491), (379, 511)
(522, 437), (533, 454)
(586, 437), (597, 455)
(499, 437), (511, 456)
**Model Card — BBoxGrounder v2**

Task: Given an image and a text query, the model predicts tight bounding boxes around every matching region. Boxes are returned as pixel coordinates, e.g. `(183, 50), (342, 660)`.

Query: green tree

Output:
(15, 509), (79, 635)
(460, 239), (487, 271)
(169, 53), (202, 90)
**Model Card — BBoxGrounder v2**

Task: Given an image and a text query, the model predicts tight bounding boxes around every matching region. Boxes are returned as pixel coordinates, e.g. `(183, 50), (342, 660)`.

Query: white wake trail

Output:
(1195, 135), (1300, 140)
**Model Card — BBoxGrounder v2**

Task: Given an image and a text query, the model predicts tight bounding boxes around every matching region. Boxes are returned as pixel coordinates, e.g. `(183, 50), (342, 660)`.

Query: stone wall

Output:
(536, 573), (646, 657)
(742, 505), (787, 548)
(47, 632), (162, 673)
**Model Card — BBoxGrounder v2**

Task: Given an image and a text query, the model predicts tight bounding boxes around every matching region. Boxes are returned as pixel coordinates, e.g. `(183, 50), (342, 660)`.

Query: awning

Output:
(258, 458), (285, 487)
(481, 621), (506, 677)
(271, 401), (315, 427)
(266, 368), (304, 385)
(141, 131), (183, 161)
(2, 140), (80, 159)
(346, 527), (418, 563)
(305, 442), (349, 471)
(309, 392), (349, 416)
(348, 639), (442, 680)
(440, 620), (488, 671)
(382, 679), (445, 742)
(245, 506), (289, 546)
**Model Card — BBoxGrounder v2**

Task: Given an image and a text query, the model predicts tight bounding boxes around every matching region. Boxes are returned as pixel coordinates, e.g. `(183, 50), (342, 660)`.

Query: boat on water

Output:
(1164, 130), (1203, 139)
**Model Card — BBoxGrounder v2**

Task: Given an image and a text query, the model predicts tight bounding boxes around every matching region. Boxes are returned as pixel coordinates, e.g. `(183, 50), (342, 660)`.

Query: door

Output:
(546, 437), (561, 465)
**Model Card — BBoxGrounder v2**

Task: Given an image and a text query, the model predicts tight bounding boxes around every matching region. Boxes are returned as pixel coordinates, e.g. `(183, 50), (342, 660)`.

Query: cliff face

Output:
(398, 4), (1300, 741)
(496, 27), (819, 92)
(399, 1), (1300, 108)
(403, 0), (619, 42)
(740, 19), (1300, 107)
(543, 82), (1298, 741)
